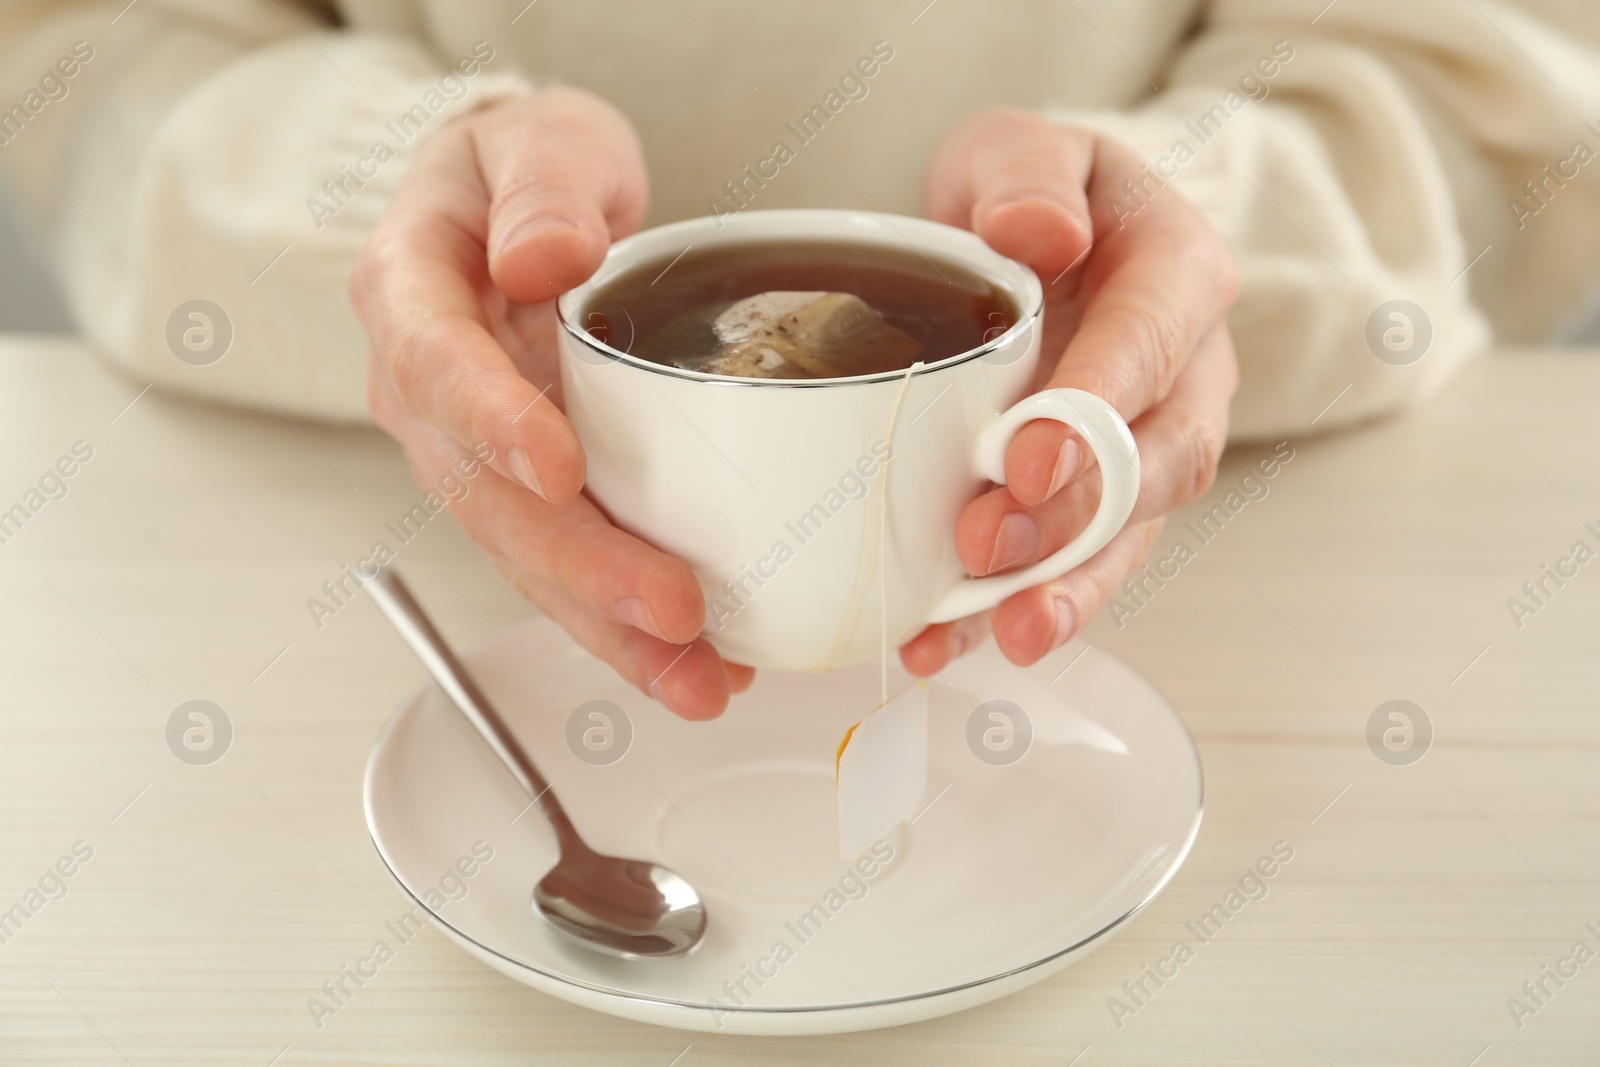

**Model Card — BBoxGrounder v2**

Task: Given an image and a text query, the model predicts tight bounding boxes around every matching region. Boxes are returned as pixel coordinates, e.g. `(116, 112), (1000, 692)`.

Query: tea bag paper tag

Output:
(836, 684), (928, 859)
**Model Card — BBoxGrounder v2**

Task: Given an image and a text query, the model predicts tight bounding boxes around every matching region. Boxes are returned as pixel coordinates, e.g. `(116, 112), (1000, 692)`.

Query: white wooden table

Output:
(1, 336), (1596, 1066)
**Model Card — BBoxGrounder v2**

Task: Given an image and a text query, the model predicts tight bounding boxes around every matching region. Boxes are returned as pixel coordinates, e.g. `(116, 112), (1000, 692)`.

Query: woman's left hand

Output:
(906, 108), (1240, 674)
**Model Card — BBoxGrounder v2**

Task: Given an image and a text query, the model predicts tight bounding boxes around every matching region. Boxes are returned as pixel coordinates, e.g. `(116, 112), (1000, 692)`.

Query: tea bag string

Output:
(877, 361), (923, 706)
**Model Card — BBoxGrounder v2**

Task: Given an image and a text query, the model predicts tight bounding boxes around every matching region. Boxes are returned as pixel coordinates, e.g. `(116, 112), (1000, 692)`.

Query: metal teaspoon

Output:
(364, 566), (706, 959)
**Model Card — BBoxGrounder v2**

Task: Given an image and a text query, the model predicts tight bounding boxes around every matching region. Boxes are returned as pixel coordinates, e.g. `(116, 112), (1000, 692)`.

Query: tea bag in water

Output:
(634, 291), (924, 379)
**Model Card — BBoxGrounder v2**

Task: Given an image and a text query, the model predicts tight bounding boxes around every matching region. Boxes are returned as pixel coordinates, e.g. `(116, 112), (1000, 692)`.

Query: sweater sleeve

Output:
(1049, 0), (1600, 439)
(0, 0), (531, 421)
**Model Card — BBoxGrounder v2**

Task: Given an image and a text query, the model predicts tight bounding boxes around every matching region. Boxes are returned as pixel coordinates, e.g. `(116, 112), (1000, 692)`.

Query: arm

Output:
(1049, 0), (1600, 438)
(0, 0), (529, 419)
(4, 6), (748, 718)
(910, 0), (1600, 674)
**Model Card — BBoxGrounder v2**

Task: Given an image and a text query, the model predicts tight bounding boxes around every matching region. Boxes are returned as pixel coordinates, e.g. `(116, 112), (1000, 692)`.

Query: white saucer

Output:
(363, 616), (1202, 1036)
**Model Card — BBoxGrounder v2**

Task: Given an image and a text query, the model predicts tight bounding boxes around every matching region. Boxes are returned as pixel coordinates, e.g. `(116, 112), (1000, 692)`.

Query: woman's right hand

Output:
(350, 86), (751, 720)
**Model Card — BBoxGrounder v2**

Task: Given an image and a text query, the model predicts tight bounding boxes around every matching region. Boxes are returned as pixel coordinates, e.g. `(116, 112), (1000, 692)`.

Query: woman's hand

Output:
(906, 108), (1240, 674)
(351, 87), (751, 719)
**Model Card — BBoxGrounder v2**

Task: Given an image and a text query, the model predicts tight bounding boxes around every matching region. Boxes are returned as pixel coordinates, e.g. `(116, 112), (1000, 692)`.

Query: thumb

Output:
(925, 108), (1094, 277)
(476, 87), (649, 304)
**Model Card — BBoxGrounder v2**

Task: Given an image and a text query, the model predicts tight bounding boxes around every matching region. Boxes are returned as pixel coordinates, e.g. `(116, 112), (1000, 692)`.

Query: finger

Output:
(494, 564), (731, 721)
(925, 108), (1095, 276)
(957, 326), (1237, 576)
(1042, 136), (1237, 418)
(1003, 136), (1238, 506)
(1120, 324), (1237, 510)
(392, 415), (733, 720)
(353, 129), (586, 505)
(1002, 415), (1097, 509)
(449, 451), (708, 645)
(899, 611), (993, 678)
(990, 518), (1165, 667)
(725, 661), (756, 695)
(504, 556), (727, 720)
(509, 568), (735, 721)
(474, 86), (649, 304)
(377, 381), (707, 647)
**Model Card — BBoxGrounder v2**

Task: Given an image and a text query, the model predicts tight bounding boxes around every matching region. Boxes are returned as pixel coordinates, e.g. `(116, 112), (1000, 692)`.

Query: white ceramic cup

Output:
(557, 209), (1139, 673)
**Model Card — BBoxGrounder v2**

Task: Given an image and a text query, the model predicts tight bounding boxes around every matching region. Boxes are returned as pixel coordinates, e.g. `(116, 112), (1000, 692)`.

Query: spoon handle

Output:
(364, 566), (578, 844)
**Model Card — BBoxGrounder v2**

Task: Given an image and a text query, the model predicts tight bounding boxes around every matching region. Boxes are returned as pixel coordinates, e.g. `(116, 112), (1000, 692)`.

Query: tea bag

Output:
(635, 291), (923, 379)
(836, 684), (928, 858)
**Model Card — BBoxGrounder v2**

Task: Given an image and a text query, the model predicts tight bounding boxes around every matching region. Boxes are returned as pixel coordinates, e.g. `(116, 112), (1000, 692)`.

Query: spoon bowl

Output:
(535, 850), (706, 959)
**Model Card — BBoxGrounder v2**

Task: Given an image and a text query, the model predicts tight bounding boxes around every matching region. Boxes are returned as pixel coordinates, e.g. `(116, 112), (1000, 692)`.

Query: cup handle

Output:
(926, 388), (1140, 624)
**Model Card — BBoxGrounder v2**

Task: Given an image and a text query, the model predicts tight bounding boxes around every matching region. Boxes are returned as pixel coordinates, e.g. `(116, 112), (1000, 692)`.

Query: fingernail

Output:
(982, 190), (1070, 214)
(987, 511), (1042, 574)
(948, 631), (970, 660)
(614, 595), (668, 641)
(500, 214), (580, 255)
(508, 446), (548, 501)
(1046, 438), (1080, 500)
(1052, 596), (1076, 648)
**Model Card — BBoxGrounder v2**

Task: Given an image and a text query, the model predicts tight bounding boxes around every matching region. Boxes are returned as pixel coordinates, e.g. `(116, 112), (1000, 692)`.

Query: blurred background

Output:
(0, 173), (73, 332)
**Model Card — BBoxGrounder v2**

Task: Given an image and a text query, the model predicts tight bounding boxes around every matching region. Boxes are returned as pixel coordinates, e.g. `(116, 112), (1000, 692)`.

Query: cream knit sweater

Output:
(2, 0), (1598, 438)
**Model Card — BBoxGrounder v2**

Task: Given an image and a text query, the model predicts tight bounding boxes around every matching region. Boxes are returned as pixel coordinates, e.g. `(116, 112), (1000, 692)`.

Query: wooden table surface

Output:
(0, 336), (1596, 1066)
